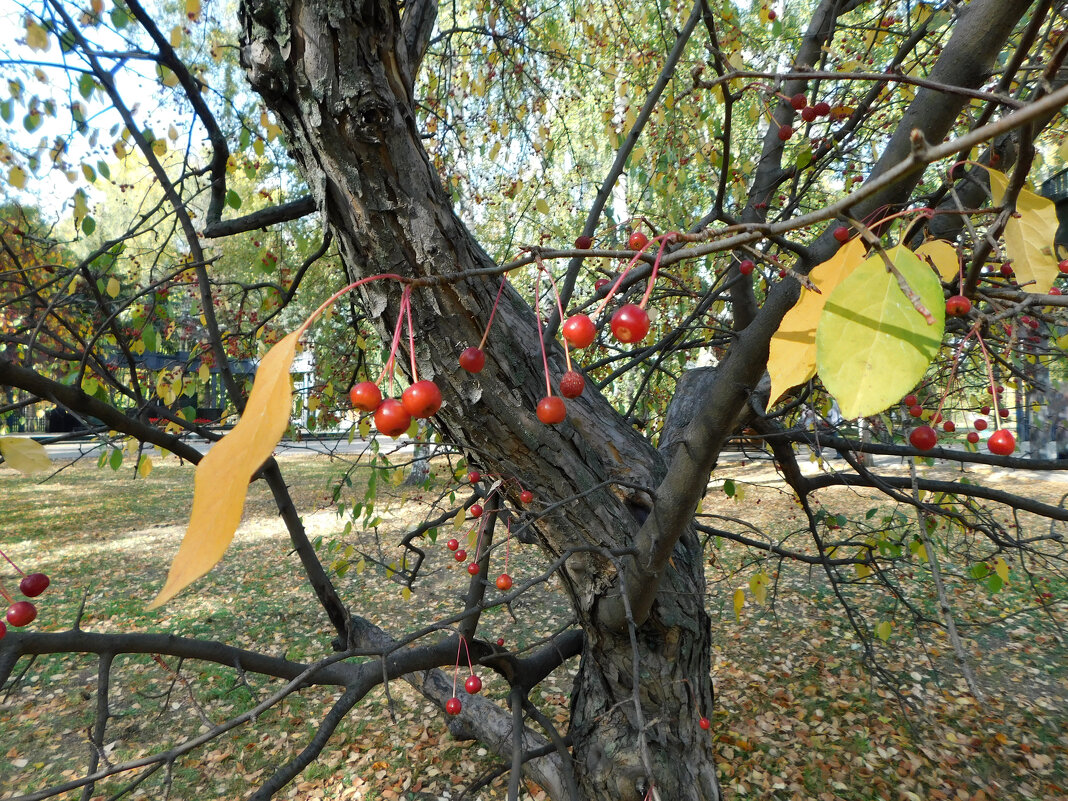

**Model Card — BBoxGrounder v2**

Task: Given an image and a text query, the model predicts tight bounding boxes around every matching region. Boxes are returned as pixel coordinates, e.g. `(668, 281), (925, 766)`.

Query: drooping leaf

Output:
(816, 247), (945, 419)
(733, 588), (744, 621)
(914, 239), (960, 282)
(748, 571), (769, 605)
(25, 21), (49, 52)
(988, 168), (1060, 294)
(875, 621), (892, 641)
(0, 436), (51, 474)
(148, 330), (300, 608)
(768, 239), (865, 406)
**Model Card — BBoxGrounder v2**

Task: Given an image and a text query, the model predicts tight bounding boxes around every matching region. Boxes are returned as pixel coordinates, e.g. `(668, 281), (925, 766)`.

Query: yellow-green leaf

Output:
(994, 557), (1009, 583)
(138, 454), (152, 478)
(535, 197), (549, 215)
(768, 239), (865, 406)
(856, 563), (872, 579)
(988, 168), (1059, 294)
(8, 165), (27, 189)
(733, 588), (745, 621)
(817, 247), (945, 419)
(106, 277), (120, 297)
(748, 571), (769, 605)
(0, 436), (51, 474)
(914, 239), (960, 282)
(26, 21), (49, 52)
(185, 0), (201, 20)
(875, 620), (892, 641)
(148, 330), (300, 608)
(402, 586), (412, 601)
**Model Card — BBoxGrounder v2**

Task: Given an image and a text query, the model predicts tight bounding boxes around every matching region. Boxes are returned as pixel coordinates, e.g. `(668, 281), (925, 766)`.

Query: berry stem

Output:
(534, 272), (553, 397)
(538, 257), (573, 371)
(0, 581), (13, 605)
(0, 549), (25, 576)
(973, 332), (1003, 429)
(404, 291), (419, 379)
(477, 275), (509, 350)
(296, 273), (403, 338)
(376, 285), (412, 392)
(639, 233), (672, 309)
(593, 248), (651, 318)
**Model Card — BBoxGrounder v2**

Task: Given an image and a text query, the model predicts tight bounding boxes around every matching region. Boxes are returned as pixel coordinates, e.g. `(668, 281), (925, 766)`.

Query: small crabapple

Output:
(374, 399), (411, 438)
(562, 314), (596, 349)
(988, 429), (1015, 456)
(560, 370), (585, 398)
(459, 347), (486, 373)
(966, 431), (980, 444)
(495, 573), (513, 591)
(699, 717), (711, 730)
(19, 573), (49, 598)
(778, 125), (794, 141)
(446, 697), (462, 715)
(465, 675), (483, 694)
(519, 490), (534, 504)
(349, 381), (382, 412)
(909, 426), (937, 451)
(470, 504), (483, 518)
(537, 396), (567, 425)
(467, 562), (480, 575)
(6, 601), (36, 627)
(789, 93), (807, 110)
(628, 231), (648, 250)
(402, 380), (442, 419)
(446, 538), (459, 551)
(945, 295), (971, 316)
(610, 304), (650, 343)
(455, 549), (467, 561)
(738, 259), (755, 276)
(467, 471), (481, 484)
(575, 234), (594, 249)
(833, 226), (850, 243)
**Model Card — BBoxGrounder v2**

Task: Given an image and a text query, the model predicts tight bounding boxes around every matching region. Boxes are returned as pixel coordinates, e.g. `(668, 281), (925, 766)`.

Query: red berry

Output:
(562, 314), (596, 349)
(800, 106), (817, 122)
(467, 562), (480, 575)
(446, 538), (459, 551)
(467, 471), (481, 484)
(908, 405), (923, 418)
(628, 230), (649, 251)
(519, 490), (534, 504)
(998, 408), (1009, 419)
(0, 620), (5, 640)
(455, 549), (467, 561)
(813, 101), (831, 117)
(942, 421), (955, 433)
(374, 399), (411, 438)
(738, 259), (755, 276)
(19, 573), (49, 598)
(945, 295), (971, 317)
(495, 573), (513, 591)
(699, 717), (711, 731)
(789, 93), (807, 110)
(778, 125), (793, 141)
(402, 380), (442, 419)
(767, 8), (777, 20)
(496, 637), (505, 647)
(1000, 263), (1013, 277)
(988, 429), (1015, 456)
(349, 381), (382, 412)
(966, 431), (980, 444)
(470, 504), (483, 518)
(909, 426), (937, 451)
(6, 601), (36, 627)
(446, 697), (462, 715)
(1059, 259), (1068, 274)
(1050, 287), (1062, 295)
(903, 394), (918, 407)
(537, 396), (567, 425)
(594, 278), (610, 291)
(575, 234), (593, 249)
(610, 304), (650, 343)
(974, 418), (988, 431)
(459, 346), (486, 373)
(833, 226), (850, 243)
(465, 675), (483, 694)
(979, 405), (990, 415)
(559, 370), (585, 398)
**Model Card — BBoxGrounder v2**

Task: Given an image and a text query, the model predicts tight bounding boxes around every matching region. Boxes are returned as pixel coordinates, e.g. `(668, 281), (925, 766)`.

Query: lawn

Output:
(0, 449), (1065, 800)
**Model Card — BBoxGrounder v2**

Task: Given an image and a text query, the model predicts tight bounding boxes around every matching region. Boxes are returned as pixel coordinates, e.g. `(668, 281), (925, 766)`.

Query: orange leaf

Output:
(148, 331), (299, 607)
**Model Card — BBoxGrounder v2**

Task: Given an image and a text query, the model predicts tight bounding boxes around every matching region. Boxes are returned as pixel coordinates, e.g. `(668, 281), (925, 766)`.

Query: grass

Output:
(0, 450), (1066, 800)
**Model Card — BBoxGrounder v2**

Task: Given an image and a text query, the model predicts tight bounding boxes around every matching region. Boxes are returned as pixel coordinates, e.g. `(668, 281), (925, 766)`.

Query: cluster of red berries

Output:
(445, 636), (485, 716)
(444, 470), (520, 587)
(904, 388), (1015, 456)
(458, 228), (662, 428)
(777, 94), (834, 142)
(349, 378), (441, 438)
(1, 550), (50, 638)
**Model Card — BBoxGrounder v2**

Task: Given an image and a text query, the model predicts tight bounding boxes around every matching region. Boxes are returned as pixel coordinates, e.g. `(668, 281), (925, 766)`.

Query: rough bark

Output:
(238, 0), (718, 798)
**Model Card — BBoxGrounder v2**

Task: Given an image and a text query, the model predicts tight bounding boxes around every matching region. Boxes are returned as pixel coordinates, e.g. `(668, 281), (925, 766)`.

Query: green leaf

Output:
(78, 72), (95, 99)
(23, 112), (42, 133)
(225, 189), (242, 209)
(109, 448), (123, 470)
(97, 160), (110, 180)
(875, 621), (892, 641)
(816, 247), (945, 418)
(0, 100), (11, 123)
(722, 478), (735, 497)
(81, 215), (96, 235)
(985, 574), (1003, 593)
(970, 563), (990, 579)
(110, 5), (129, 29)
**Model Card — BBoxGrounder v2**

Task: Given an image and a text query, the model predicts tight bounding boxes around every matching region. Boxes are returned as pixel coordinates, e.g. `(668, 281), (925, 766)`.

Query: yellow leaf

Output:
(733, 588), (744, 621)
(152, 138), (167, 156)
(25, 21), (49, 52)
(0, 436), (51, 474)
(8, 166), (27, 189)
(402, 587), (411, 601)
(138, 455), (152, 478)
(198, 362), (210, 382)
(768, 239), (865, 406)
(994, 557), (1009, 583)
(169, 25), (183, 47)
(748, 571), (769, 605)
(452, 507), (465, 528)
(817, 247), (945, 419)
(988, 168), (1059, 294)
(148, 330), (300, 608)
(875, 621), (892, 641)
(535, 197), (549, 215)
(914, 240), (960, 282)
(355, 558), (366, 575)
(106, 277), (120, 297)
(185, 0), (201, 20)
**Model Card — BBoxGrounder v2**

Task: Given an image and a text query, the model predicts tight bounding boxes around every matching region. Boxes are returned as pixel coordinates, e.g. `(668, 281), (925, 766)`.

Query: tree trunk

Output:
(239, 0), (720, 797)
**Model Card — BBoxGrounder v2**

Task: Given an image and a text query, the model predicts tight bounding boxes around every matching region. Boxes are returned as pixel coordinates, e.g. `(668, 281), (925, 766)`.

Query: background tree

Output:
(2, 0), (1068, 800)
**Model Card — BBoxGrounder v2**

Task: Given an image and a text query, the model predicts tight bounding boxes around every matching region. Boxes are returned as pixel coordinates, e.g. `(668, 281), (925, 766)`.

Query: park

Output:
(1, 0), (1067, 799)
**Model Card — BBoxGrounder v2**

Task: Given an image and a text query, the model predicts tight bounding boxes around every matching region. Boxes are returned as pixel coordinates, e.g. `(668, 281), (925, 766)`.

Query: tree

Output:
(2, 0), (1067, 799)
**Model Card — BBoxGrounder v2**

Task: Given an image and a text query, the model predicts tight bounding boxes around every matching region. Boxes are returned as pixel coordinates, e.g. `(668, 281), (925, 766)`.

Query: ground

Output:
(0, 448), (1065, 800)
